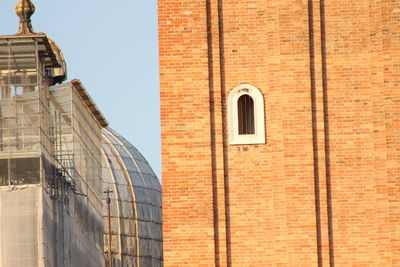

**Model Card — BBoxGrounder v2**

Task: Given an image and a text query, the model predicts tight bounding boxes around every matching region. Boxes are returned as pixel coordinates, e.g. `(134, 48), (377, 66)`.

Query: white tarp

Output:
(0, 185), (105, 267)
(0, 185), (39, 267)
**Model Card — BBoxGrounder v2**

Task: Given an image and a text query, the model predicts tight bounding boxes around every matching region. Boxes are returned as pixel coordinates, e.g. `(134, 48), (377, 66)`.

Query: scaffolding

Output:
(0, 35), (107, 266)
(0, 38), (54, 187)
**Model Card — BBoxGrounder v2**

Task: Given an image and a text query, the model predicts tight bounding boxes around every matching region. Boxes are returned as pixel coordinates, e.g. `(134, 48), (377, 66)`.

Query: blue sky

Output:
(0, 1), (162, 178)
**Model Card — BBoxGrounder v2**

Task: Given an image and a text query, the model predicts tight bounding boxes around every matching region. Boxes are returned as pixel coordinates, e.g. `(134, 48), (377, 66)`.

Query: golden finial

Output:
(15, 0), (36, 35)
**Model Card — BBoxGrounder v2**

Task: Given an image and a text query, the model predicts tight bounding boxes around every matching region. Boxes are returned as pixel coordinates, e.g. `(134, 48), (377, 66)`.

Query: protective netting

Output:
(0, 185), (105, 267)
(41, 186), (104, 267)
(0, 185), (39, 266)
(0, 37), (106, 267)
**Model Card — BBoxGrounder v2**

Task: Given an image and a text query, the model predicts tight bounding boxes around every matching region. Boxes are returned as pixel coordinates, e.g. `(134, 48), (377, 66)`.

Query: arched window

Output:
(228, 84), (265, 144)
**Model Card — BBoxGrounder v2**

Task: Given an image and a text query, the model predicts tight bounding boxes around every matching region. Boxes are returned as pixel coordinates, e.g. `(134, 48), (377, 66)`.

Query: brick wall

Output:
(159, 0), (400, 266)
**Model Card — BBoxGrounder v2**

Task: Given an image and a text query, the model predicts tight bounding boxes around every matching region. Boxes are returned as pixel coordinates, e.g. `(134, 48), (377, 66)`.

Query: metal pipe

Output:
(104, 188), (113, 267)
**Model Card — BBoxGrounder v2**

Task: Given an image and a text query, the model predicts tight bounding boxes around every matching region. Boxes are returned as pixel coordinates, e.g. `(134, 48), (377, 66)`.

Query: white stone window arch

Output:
(228, 84), (265, 145)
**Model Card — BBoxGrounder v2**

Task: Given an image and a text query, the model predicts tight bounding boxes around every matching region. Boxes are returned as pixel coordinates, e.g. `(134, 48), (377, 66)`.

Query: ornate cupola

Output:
(0, 0), (65, 188)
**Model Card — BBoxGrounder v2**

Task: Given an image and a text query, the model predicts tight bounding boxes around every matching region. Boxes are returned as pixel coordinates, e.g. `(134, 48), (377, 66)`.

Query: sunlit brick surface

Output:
(159, 0), (400, 266)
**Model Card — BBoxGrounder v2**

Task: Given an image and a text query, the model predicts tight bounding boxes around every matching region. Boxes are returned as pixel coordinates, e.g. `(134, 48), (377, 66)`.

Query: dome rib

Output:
(104, 129), (150, 196)
(101, 143), (127, 263)
(103, 128), (140, 266)
(102, 128), (162, 267)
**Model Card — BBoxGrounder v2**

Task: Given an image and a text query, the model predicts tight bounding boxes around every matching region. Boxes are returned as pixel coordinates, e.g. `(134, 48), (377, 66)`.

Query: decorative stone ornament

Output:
(15, 0), (36, 35)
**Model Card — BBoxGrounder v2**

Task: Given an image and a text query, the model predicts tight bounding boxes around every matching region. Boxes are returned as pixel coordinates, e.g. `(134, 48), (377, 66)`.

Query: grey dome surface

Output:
(101, 128), (162, 267)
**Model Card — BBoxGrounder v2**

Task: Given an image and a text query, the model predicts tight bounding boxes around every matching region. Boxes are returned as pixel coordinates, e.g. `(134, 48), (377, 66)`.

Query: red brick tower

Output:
(159, 1), (400, 266)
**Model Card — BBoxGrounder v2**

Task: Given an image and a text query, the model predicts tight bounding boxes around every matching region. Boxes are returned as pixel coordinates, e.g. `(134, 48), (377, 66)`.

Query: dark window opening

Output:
(0, 159), (8, 186)
(10, 157), (40, 185)
(0, 157), (40, 186)
(238, 94), (255, 135)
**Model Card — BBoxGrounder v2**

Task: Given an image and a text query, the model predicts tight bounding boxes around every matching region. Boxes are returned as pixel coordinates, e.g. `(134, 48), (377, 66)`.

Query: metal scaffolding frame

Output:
(0, 35), (107, 267)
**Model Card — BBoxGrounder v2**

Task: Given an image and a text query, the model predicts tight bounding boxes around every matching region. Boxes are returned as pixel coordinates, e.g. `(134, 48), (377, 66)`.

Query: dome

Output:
(48, 38), (68, 84)
(101, 128), (162, 267)
(13, 0), (67, 84)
